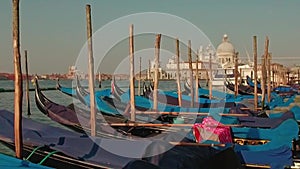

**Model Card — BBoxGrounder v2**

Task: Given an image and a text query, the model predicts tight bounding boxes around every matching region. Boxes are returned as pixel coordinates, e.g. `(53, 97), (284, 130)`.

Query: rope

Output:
(38, 150), (59, 165)
(25, 145), (44, 161)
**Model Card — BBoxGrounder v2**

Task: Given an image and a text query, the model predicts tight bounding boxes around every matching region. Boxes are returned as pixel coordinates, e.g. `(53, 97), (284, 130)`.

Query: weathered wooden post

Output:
(129, 24), (136, 121)
(298, 68), (300, 84)
(261, 36), (269, 110)
(12, 0), (23, 159)
(209, 53), (212, 99)
(195, 49), (199, 101)
(239, 68), (242, 84)
(98, 72), (102, 88)
(253, 36), (258, 110)
(287, 71), (290, 85)
(206, 70), (209, 87)
(261, 57), (266, 109)
(188, 40), (194, 107)
(272, 68), (275, 87)
(267, 53), (271, 103)
(138, 57), (141, 96)
(153, 34), (161, 110)
(86, 4), (96, 136)
(148, 59), (151, 81)
(24, 50), (31, 116)
(176, 38), (182, 107)
(234, 52), (239, 97)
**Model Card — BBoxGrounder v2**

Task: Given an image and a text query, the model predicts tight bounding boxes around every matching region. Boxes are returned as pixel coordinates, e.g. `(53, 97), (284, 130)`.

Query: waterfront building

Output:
(164, 44), (219, 80)
(148, 60), (169, 80)
(216, 34), (236, 68)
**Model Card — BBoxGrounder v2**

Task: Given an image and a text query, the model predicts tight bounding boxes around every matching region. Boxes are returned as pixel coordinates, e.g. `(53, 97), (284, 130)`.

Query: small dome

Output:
(216, 34), (235, 55)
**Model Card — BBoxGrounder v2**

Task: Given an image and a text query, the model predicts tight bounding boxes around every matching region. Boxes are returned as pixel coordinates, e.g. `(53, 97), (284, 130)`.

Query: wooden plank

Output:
(12, 0), (23, 159)
(109, 123), (242, 127)
(169, 142), (225, 147)
(240, 107), (262, 110)
(135, 111), (249, 116)
(85, 4), (96, 136)
(243, 164), (271, 168)
(129, 24), (136, 121)
(0, 87), (57, 93)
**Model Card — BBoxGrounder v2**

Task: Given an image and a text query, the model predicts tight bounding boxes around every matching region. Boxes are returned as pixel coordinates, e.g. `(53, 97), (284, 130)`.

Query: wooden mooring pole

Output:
(195, 49), (199, 101)
(24, 50), (31, 116)
(12, 0), (23, 159)
(148, 59), (151, 81)
(234, 52), (239, 97)
(153, 34), (161, 110)
(261, 36), (269, 110)
(298, 69), (300, 84)
(188, 40), (194, 107)
(138, 57), (141, 96)
(129, 24), (136, 121)
(261, 57), (266, 110)
(98, 72), (102, 88)
(253, 36), (258, 110)
(209, 53), (212, 99)
(175, 38), (182, 107)
(267, 53), (271, 103)
(86, 4), (96, 136)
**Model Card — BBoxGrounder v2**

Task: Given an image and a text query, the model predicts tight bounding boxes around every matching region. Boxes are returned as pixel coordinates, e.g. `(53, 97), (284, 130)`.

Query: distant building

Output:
(165, 44), (219, 80)
(216, 34), (236, 68)
(148, 60), (168, 80)
(67, 66), (77, 79)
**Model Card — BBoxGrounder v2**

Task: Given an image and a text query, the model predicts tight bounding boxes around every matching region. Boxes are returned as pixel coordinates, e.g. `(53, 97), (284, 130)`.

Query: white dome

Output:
(216, 34), (235, 56)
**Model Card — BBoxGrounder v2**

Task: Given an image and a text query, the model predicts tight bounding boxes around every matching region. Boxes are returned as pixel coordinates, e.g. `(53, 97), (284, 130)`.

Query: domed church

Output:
(216, 34), (237, 68)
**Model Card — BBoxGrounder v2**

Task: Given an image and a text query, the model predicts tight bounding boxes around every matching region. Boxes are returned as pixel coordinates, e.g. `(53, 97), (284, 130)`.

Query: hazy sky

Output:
(0, 0), (299, 74)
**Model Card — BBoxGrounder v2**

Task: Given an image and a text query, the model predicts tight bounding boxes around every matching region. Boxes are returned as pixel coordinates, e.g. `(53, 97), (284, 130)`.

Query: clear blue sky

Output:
(0, 0), (299, 74)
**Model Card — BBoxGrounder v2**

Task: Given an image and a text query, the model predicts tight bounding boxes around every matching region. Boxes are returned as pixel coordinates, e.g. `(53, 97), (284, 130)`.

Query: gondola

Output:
(273, 85), (298, 97)
(75, 77), (175, 123)
(225, 79), (297, 110)
(0, 109), (138, 169)
(0, 109), (246, 169)
(14, 79), (300, 169)
(111, 77), (125, 101)
(57, 78), (123, 113)
(182, 80), (252, 101)
(56, 77), (176, 124)
(0, 139), (108, 169)
(246, 75), (261, 89)
(225, 80), (257, 95)
(35, 77), (162, 138)
(111, 79), (236, 110)
(0, 152), (51, 169)
(62, 78), (298, 129)
(56, 78), (77, 98)
(182, 80), (205, 96)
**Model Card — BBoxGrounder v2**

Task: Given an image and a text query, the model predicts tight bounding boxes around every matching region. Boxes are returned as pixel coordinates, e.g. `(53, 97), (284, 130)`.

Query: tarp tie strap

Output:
(25, 145), (44, 161)
(38, 150), (59, 165)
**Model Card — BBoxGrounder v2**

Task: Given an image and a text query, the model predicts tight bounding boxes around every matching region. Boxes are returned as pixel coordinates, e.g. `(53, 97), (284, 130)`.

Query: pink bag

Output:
(193, 116), (232, 143)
